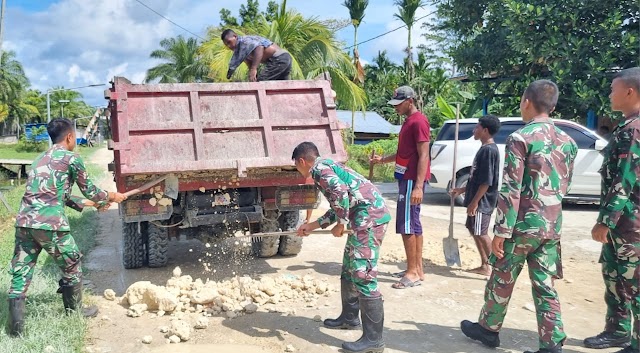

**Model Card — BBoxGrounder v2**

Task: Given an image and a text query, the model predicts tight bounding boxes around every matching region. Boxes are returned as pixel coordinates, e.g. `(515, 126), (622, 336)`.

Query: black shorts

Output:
(258, 52), (292, 81)
(465, 212), (491, 236)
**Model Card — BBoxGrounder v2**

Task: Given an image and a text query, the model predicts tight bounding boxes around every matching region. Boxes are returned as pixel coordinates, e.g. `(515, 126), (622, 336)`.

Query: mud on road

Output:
(84, 148), (614, 353)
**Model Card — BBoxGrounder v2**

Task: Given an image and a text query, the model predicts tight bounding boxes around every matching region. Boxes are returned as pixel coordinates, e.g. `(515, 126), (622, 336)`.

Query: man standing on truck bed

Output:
(7, 118), (127, 337)
(222, 29), (292, 82)
(294, 141), (391, 353)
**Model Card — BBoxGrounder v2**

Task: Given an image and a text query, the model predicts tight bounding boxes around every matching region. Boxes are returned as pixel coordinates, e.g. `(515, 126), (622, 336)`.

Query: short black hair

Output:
(523, 80), (559, 114)
(47, 118), (74, 143)
(614, 67), (640, 93)
(478, 115), (501, 136)
(221, 29), (236, 41)
(292, 142), (320, 161)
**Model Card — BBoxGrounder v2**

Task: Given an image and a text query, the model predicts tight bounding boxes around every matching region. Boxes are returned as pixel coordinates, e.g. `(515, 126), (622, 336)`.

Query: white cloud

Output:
(5, 0), (426, 105)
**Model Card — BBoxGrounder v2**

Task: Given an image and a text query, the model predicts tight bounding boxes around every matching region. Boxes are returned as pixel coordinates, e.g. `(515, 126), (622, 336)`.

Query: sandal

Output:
(391, 270), (407, 278)
(392, 277), (422, 289)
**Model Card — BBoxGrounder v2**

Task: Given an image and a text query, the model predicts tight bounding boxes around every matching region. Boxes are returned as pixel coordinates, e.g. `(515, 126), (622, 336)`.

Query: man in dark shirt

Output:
(451, 115), (501, 276)
(221, 29), (292, 82)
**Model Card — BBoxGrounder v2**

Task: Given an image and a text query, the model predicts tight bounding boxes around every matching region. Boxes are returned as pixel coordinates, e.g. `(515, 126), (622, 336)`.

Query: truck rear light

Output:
(276, 185), (319, 211)
(431, 144), (447, 160)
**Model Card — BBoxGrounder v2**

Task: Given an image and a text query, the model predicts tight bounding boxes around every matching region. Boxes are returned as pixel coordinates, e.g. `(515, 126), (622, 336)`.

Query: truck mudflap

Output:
(120, 197), (173, 223)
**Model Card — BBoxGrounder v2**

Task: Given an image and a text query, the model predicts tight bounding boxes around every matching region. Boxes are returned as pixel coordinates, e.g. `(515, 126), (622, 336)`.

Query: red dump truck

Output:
(105, 77), (347, 269)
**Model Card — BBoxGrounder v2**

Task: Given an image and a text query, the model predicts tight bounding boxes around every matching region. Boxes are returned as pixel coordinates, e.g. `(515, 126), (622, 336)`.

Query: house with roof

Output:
(336, 110), (401, 145)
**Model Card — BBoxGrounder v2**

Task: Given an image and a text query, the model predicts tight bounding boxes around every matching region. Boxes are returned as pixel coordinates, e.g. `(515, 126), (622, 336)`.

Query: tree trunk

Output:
(350, 26), (359, 145)
(407, 25), (414, 81)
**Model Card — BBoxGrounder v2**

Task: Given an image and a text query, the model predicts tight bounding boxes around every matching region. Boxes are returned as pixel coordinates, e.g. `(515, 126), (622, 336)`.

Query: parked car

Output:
(429, 117), (608, 205)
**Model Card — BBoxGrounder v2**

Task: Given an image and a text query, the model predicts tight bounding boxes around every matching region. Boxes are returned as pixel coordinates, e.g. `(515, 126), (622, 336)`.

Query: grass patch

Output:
(0, 147), (106, 353)
(0, 144), (42, 161)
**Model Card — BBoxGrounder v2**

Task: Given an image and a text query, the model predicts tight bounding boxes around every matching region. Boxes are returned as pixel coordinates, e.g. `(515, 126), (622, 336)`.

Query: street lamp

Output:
(46, 83), (105, 147)
(58, 99), (70, 118)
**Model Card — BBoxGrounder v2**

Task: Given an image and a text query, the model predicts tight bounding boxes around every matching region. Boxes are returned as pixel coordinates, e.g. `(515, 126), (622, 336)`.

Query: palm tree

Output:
(145, 36), (210, 83)
(343, 0), (368, 144)
(393, 0), (426, 81)
(343, 0), (368, 84)
(200, 0), (367, 112)
(48, 88), (93, 119)
(0, 50), (29, 104)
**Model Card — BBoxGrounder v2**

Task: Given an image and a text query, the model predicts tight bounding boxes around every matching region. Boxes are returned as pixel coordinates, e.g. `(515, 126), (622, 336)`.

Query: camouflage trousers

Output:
(7, 227), (82, 299)
(600, 237), (640, 349)
(341, 223), (387, 298)
(479, 236), (566, 349)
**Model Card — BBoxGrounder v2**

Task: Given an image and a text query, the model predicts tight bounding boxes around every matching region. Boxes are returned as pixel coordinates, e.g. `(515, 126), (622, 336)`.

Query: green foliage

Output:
(346, 138), (399, 182)
(434, 0), (639, 121)
(145, 36), (210, 83)
(16, 126), (47, 153)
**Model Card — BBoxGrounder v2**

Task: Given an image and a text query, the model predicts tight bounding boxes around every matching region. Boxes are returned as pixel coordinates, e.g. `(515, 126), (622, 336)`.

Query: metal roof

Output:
(336, 110), (401, 134)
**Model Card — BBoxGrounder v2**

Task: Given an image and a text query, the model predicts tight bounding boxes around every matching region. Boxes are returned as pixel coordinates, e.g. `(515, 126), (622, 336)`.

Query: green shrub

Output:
(346, 138), (398, 182)
(16, 127), (47, 153)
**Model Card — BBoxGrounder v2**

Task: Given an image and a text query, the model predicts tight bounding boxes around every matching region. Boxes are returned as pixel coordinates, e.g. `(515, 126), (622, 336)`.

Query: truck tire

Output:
(278, 211), (303, 256)
(454, 172), (470, 207)
(146, 221), (169, 268)
(122, 221), (145, 269)
(252, 212), (280, 258)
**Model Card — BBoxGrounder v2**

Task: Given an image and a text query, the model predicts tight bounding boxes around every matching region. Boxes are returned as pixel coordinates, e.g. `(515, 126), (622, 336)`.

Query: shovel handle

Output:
(368, 150), (375, 180)
(124, 176), (169, 198)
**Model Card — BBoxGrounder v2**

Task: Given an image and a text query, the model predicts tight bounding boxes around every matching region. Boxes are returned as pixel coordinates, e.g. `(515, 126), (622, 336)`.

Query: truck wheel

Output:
(278, 211), (303, 256)
(122, 221), (145, 269)
(454, 173), (470, 207)
(146, 221), (169, 268)
(252, 212), (280, 258)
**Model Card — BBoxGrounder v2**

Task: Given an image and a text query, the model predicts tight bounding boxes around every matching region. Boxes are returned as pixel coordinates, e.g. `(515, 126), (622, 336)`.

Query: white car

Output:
(429, 117), (608, 205)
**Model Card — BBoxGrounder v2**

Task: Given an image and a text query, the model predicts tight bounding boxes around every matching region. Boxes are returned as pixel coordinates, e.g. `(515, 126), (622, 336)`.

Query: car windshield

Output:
(436, 123), (476, 141)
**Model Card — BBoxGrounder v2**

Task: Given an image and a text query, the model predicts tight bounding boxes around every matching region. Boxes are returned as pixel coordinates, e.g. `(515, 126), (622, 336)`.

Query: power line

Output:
(133, 0), (205, 40)
(344, 10), (438, 50)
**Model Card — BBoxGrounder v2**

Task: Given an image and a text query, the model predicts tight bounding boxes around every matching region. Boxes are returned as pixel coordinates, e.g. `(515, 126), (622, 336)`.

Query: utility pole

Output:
(0, 0), (6, 59)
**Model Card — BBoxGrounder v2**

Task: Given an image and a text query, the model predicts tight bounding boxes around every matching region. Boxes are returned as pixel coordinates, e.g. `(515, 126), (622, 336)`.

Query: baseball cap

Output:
(388, 86), (415, 105)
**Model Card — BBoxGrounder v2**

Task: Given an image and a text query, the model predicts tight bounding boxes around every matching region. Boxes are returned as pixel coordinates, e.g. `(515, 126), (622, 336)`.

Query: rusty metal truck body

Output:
(106, 77), (346, 268)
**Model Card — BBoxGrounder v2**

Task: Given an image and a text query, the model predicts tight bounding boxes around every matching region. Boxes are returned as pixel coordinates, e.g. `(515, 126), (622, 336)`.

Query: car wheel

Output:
(454, 173), (470, 206)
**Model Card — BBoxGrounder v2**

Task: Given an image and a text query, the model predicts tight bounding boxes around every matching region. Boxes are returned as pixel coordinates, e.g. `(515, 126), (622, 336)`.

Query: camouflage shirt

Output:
(597, 113), (640, 242)
(494, 117), (578, 239)
(15, 144), (109, 231)
(311, 158), (391, 231)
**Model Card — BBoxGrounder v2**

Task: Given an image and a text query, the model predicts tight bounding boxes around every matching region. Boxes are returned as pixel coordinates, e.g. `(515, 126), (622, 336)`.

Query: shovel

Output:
(443, 103), (462, 267)
(233, 229), (354, 242)
(123, 173), (179, 199)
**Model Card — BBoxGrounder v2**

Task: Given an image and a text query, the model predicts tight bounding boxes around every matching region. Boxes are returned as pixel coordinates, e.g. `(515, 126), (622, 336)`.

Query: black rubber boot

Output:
(460, 320), (500, 348)
(8, 298), (25, 337)
(59, 279), (98, 317)
(612, 347), (639, 353)
(324, 279), (361, 329)
(584, 331), (631, 349)
(341, 296), (385, 353)
(524, 343), (562, 353)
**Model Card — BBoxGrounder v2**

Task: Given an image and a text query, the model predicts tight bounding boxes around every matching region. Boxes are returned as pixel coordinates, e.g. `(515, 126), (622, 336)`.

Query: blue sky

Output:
(4, 0), (435, 106)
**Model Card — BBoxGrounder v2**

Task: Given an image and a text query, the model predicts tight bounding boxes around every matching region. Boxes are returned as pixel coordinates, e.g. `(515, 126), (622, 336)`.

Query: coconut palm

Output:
(145, 36), (210, 83)
(0, 50), (29, 104)
(343, 0), (368, 84)
(200, 0), (367, 112)
(394, 0), (426, 81)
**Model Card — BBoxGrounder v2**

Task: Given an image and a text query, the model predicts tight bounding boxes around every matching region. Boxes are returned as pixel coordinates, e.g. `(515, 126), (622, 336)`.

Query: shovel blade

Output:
(443, 236), (461, 267)
(164, 174), (179, 199)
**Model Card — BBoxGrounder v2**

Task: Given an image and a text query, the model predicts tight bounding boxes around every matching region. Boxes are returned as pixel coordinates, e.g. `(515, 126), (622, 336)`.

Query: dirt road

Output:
(85, 148), (614, 353)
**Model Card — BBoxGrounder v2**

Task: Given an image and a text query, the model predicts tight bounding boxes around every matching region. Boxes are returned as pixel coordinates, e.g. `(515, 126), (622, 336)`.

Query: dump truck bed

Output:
(106, 77), (347, 188)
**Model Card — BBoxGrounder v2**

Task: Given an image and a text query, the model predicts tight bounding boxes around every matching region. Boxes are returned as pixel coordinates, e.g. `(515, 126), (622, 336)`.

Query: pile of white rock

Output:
(106, 266), (336, 343)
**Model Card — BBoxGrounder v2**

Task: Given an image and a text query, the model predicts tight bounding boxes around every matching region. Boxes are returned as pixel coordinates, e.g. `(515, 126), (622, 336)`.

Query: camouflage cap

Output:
(388, 86), (415, 105)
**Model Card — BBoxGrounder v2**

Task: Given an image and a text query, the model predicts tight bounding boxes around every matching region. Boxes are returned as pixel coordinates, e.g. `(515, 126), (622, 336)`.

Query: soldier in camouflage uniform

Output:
(460, 80), (578, 353)
(7, 118), (126, 337)
(586, 68), (640, 353)
(293, 142), (390, 353)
